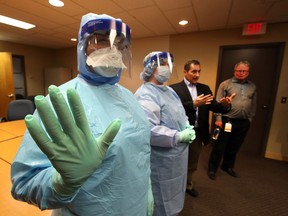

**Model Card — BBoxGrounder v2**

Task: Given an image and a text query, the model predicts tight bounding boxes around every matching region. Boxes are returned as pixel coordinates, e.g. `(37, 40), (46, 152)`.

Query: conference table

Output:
(0, 119), (27, 142)
(0, 120), (51, 216)
(0, 120), (26, 163)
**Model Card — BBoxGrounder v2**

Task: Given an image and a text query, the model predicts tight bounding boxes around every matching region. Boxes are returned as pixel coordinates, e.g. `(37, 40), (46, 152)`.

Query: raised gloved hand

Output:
(25, 85), (121, 196)
(186, 122), (193, 129)
(178, 127), (196, 144)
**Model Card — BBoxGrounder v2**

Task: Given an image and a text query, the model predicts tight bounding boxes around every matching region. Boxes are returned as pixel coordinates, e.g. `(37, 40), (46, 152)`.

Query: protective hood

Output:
(77, 13), (131, 85)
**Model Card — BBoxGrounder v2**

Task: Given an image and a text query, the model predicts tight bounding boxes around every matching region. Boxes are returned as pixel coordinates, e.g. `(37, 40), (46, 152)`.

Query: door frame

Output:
(216, 42), (285, 156)
(0, 52), (15, 119)
(12, 54), (27, 98)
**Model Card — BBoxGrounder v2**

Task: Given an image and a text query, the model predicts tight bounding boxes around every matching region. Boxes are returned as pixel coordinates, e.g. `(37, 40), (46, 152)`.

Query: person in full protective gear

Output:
(135, 52), (196, 216)
(11, 13), (153, 216)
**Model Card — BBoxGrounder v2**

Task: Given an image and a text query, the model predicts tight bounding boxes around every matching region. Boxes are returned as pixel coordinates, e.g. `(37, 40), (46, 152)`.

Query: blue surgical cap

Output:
(140, 51), (174, 82)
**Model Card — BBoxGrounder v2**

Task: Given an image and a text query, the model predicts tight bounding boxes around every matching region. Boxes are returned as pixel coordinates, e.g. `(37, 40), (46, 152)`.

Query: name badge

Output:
(224, 122), (232, 132)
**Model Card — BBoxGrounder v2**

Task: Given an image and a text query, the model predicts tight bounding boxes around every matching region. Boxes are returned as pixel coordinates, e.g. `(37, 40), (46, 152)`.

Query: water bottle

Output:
(212, 127), (220, 140)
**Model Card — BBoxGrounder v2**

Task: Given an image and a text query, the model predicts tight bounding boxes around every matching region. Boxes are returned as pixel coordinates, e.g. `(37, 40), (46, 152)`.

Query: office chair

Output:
(7, 99), (35, 121)
(16, 94), (25, 99)
(26, 95), (36, 109)
(0, 117), (7, 122)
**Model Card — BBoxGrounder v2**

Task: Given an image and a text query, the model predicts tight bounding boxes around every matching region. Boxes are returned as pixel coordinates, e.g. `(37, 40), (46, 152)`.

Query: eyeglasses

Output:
(190, 69), (201, 73)
(235, 70), (249, 73)
(86, 34), (127, 51)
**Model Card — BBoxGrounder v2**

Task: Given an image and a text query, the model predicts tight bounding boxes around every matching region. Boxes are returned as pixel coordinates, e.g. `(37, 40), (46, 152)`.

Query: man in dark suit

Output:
(170, 59), (234, 197)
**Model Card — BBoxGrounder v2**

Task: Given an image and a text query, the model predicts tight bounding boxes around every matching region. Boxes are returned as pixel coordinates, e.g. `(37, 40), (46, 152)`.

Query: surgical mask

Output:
(155, 65), (171, 83)
(86, 45), (126, 77)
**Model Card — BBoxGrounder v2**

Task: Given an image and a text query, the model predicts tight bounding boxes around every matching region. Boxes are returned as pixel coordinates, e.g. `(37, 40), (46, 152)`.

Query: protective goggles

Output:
(86, 33), (127, 51)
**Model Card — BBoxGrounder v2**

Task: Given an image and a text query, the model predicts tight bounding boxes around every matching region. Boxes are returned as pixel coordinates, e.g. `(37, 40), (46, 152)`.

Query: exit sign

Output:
(242, 22), (267, 35)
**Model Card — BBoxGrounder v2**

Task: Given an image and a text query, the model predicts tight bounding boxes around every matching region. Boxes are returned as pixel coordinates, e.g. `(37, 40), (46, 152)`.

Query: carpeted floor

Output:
(179, 146), (288, 216)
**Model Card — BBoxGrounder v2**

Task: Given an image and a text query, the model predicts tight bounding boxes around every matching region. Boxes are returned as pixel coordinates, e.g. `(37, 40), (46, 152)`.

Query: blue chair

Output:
(7, 99), (35, 121)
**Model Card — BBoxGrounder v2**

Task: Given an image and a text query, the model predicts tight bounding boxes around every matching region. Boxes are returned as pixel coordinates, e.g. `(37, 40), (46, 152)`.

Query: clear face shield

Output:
(145, 52), (178, 80)
(80, 17), (132, 78)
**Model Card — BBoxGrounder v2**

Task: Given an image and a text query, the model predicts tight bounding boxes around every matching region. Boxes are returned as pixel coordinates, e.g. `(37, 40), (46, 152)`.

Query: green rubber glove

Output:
(147, 178), (154, 216)
(25, 85), (121, 196)
(178, 127), (196, 144)
(186, 122), (193, 129)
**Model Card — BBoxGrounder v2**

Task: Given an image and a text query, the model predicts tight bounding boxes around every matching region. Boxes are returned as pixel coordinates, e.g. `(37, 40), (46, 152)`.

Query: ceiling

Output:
(0, 0), (288, 49)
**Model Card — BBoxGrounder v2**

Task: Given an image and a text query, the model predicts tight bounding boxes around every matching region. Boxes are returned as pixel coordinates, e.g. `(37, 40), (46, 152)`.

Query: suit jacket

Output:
(170, 80), (230, 145)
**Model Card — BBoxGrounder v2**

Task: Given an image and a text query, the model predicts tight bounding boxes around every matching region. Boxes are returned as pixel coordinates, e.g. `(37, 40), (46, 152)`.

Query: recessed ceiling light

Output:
(0, 15), (35, 30)
(49, 0), (64, 7)
(179, 20), (188, 26)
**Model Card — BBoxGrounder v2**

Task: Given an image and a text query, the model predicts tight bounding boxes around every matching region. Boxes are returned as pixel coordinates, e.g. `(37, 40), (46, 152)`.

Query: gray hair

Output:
(234, 60), (251, 70)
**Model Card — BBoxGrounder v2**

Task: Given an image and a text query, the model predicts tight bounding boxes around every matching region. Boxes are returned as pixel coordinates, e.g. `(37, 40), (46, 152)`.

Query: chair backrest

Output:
(16, 94), (25, 99)
(26, 95), (36, 109)
(7, 99), (35, 121)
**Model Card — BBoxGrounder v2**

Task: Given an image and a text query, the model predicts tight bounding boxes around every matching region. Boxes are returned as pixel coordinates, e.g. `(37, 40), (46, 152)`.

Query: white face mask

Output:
(155, 65), (171, 83)
(86, 45), (126, 77)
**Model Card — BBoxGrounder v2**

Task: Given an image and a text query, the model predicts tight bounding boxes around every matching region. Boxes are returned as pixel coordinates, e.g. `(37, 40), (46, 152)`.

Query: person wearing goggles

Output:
(135, 51), (196, 216)
(11, 13), (153, 216)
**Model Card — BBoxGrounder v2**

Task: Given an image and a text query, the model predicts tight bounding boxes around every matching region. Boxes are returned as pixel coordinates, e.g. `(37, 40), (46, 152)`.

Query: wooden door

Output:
(0, 52), (15, 119)
(217, 42), (284, 156)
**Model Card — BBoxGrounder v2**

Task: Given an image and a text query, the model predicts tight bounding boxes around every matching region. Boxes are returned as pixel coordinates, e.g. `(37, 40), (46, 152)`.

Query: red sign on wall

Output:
(242, 22), (267, 35)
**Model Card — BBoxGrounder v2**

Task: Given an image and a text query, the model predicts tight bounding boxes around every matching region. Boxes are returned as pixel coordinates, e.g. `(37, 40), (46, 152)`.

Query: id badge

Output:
(224, 122), (232, 132)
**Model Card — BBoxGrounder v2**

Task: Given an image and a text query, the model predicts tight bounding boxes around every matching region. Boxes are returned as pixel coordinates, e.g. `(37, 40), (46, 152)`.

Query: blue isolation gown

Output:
(135, 82), (189, 216)
(11, 77), (151, 215)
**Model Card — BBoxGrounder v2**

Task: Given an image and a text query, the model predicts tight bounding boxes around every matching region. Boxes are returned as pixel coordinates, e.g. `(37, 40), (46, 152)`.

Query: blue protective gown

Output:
(11, 77), (151, 216)
(135, 82), (189, 216)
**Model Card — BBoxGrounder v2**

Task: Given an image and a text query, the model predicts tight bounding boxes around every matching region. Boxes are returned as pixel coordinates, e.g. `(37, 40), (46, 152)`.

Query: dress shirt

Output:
(215, 77), (257, 122)
(184, 78), (198, 127)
